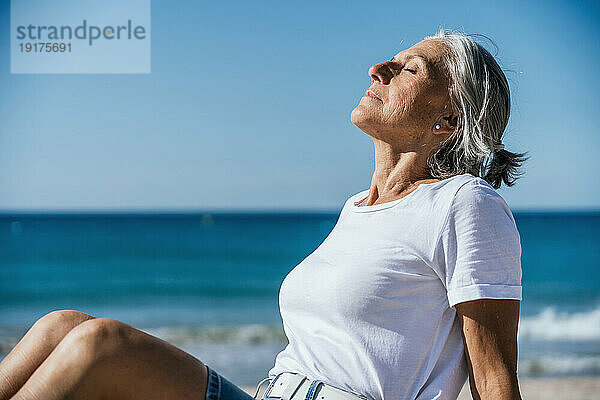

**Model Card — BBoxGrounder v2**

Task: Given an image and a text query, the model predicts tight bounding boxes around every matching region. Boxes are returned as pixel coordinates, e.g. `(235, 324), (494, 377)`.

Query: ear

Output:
(433, 114), (458, 135)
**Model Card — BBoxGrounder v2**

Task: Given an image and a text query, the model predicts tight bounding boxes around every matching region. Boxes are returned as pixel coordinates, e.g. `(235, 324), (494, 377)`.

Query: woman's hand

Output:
(455, 299), (522, 400)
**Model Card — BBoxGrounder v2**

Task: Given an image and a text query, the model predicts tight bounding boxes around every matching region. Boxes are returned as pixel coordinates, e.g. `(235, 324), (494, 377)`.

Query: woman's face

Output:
(351, 39), (456, 146)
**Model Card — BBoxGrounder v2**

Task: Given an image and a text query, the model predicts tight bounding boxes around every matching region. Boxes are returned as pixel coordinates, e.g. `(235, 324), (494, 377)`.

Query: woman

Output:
(0, 29), (527, 400)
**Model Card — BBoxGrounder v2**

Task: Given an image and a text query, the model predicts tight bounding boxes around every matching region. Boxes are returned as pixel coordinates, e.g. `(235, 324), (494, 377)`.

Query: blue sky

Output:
(1, 0), (599, 212)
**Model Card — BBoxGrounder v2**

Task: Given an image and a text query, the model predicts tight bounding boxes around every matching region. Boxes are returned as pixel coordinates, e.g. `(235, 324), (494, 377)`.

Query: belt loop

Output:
(253, 377), (272, 399)
(262, 373), (282, 399)
(304, 380), (323, 400)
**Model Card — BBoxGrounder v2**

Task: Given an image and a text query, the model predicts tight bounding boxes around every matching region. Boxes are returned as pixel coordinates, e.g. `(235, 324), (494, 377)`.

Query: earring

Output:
(434, 124), (441, 130)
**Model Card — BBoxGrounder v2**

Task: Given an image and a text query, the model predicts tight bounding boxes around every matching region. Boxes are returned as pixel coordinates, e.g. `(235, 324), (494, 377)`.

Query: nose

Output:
(368, 61), (395, 85)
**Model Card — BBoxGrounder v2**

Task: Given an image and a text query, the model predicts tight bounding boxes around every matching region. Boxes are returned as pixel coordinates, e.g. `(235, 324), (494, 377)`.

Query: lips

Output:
(365, 89), (382, 101)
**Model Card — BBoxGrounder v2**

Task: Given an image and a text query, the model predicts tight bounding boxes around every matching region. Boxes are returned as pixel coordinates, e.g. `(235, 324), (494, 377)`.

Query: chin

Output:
(351, 106), (394, 142)
(351, 104), (378, 132)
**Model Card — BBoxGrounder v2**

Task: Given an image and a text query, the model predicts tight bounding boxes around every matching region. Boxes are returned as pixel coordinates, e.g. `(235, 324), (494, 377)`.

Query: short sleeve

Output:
(437, 179), (522, 308)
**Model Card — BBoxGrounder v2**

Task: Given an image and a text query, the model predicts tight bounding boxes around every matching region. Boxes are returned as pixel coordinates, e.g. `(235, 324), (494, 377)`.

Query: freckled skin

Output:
(351, 39), (455, 149)
(350, 39), (459, 207)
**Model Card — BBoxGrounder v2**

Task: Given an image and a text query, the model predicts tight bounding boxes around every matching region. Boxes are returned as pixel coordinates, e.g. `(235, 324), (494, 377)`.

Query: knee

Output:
(63, 318), (131, 358)
(32, 310), (94, 342)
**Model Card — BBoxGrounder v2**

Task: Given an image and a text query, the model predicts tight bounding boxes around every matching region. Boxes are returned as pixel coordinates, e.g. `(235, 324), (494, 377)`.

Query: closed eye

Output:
(388, 58), (417, 74)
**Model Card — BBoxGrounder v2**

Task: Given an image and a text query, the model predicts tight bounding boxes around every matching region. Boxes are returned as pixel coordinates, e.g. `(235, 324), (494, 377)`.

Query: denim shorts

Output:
(205, 364), (259, 400)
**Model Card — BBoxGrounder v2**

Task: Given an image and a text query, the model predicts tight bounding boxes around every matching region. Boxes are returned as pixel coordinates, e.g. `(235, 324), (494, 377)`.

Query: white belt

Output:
(255, 372), (369, 400)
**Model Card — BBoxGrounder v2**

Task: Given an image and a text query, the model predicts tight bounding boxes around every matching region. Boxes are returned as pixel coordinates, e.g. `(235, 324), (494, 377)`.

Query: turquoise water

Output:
(1, 212), (599, 385)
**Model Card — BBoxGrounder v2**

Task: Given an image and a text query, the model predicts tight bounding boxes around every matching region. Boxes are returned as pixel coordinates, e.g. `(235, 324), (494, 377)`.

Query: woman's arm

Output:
(455, 299), (522, 400)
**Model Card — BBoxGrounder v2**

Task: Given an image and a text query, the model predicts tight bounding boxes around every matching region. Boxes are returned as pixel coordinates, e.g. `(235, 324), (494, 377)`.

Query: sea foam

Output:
(519, 306), (600, 341)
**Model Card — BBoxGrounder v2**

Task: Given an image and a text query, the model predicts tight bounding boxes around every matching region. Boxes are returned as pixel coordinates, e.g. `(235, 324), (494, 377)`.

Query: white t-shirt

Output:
(267, 173), (522, 400)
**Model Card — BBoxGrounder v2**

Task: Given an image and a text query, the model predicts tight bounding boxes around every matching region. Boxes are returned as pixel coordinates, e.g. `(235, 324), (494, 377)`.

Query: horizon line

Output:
(1, 207), (599, 216)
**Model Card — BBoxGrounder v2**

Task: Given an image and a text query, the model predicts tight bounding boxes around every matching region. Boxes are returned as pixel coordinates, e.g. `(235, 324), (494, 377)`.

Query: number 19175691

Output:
(19, 43), (71, 52)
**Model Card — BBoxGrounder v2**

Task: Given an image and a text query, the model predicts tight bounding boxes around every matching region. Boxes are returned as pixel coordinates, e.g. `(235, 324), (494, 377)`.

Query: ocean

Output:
(1, 211), (599, 386)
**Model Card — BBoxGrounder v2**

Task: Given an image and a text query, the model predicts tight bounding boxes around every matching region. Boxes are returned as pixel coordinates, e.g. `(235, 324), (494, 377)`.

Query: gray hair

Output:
(423, 29), (528, 189)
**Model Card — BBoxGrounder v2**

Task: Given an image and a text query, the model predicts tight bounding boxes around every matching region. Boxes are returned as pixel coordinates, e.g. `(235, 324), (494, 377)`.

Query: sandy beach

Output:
(243, 376), (600, 400)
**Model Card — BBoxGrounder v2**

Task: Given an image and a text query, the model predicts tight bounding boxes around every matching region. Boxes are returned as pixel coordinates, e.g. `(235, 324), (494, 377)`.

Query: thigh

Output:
(66, 318), (212, 400)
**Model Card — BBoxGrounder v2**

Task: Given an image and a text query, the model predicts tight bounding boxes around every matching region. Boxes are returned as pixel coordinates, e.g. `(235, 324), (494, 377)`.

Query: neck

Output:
(361, 138), (437, 206)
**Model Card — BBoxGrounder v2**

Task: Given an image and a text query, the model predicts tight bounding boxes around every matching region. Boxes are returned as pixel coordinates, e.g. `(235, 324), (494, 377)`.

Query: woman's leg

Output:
(0, 310), (95, 399)
(10, 317), (210, 400)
